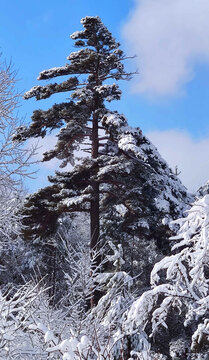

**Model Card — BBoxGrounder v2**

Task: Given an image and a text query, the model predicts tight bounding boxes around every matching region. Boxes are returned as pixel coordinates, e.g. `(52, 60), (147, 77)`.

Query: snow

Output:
(63, 352), (75, 360)
(62, 194), (91, 207)
(106, 242), (125, 268)
(70, 31), (82, 39)
(59, 338), (79, 352)
(44, 330), (56, 343)
(154, 196), (170, 212)
(102, 112), (126, 128)
(191, 319), (209, 352)
(37, 64), (72, 79)
(115, 204), (127, 217)
(77, 335), (90, 354)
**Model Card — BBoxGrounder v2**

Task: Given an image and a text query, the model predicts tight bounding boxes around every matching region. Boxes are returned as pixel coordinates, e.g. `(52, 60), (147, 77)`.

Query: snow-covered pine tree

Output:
(98, 132), (192, 286)
(14, 16), (192, 297)
(14, 16), (135, 305)
(197, 180), (209, 197)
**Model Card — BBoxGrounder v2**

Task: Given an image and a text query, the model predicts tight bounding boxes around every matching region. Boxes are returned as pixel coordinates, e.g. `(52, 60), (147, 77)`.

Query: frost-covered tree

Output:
(0, 281), (51, 360)
(98, 133), (192, 286)
(0, 56), (36, 242)
(14, 17), (133, 285)
(14, 17), (191, 303)
(121, 195), (209, 359)
(20, 240), (135, 360)
(197, 180), (209, 197)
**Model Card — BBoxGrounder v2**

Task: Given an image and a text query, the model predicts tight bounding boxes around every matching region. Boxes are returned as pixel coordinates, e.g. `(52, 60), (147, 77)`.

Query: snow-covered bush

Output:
(22, 238), (135, 360)
(122, 195), (209, 359)
(0, 281), (49, 359)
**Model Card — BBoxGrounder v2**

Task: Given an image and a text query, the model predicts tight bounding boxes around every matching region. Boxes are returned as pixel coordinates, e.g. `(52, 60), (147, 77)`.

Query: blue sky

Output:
(1, 0), (209, 192)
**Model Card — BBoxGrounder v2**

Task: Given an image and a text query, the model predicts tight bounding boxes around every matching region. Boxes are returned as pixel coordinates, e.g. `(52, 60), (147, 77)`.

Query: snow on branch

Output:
(37, 64), (75, 80)
(122, 195), (209, 358)
(24, 77), (79, 100)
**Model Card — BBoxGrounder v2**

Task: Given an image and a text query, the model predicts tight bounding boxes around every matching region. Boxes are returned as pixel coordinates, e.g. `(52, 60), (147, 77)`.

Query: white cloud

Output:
(123, 0), (209, 96)
(147, 129), (209, 192)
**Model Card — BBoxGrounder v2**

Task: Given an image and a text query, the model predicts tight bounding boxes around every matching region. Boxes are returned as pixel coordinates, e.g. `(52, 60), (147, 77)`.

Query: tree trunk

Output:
(90, 108), (101, 308)
(91, 109), (99, 249)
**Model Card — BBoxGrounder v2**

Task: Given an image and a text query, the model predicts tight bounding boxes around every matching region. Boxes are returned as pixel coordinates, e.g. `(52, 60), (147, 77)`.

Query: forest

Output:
(0, 16), (208, 360)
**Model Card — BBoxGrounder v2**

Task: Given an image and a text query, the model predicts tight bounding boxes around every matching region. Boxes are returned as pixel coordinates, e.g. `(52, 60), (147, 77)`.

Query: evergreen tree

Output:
(15, 16), (191, 302)
(15, 16), (135, 305)
(197, 180), (209, 197)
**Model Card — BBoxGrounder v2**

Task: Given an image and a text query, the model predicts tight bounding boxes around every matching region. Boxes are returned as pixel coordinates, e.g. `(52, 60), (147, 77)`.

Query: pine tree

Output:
(15, 16), (191, 304)
(15, 16), (135, 305)
(197, 180), (209, 197)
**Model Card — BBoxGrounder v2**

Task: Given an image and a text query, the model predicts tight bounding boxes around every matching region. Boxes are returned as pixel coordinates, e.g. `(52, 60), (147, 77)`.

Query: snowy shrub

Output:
(122, 195), (209, 359)
(0, 281), (50, 359)
(23, 240), (135, 360)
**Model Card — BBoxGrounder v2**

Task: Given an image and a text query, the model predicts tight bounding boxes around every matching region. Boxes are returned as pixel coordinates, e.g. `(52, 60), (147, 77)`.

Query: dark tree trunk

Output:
(90, 181), (101, 308)
(90, 182), (100, 252)
(90, 108), (101, 307)
(91, 109), (99, 249)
